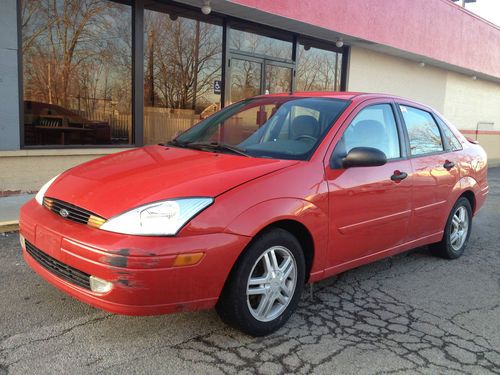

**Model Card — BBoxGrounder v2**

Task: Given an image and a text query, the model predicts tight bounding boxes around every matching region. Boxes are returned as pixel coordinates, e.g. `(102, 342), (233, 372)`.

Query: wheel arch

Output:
(217, 219), (315, 308)
(454, 175), (480, 215)
(259, 219), (315, 282)
(459, 190), (476, 214)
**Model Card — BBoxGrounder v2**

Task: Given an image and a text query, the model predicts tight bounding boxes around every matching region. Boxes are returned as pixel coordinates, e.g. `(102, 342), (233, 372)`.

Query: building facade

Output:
(1, 0), (499, 194)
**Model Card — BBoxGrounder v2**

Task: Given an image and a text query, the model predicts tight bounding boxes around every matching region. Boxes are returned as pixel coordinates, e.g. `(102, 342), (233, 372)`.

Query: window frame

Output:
(395, 103), (448, 158)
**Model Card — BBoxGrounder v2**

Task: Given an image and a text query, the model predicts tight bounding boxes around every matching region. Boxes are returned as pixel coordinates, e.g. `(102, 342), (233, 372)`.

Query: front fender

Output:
(224, 198), (329, 278)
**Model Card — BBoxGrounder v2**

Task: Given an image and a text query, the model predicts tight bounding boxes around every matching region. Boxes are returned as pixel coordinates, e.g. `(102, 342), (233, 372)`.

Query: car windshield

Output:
(173, 97), (350, 160)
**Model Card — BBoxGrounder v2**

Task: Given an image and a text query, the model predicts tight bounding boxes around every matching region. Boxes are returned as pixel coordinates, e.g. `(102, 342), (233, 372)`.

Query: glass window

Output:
(265, 65), (292, 95)
(21, 0), (132, 146)
(174, 97), (349, 161)
(229, 61), (293, 103)
(144, 7), (222, 145)
(400, 106), (444, 155)
(334, 104), (400, 165)
(230, 59), (262, 103)
(296, 41), (342, 91)
(230, 28), (293, 60)
(435, 116), (462, 151)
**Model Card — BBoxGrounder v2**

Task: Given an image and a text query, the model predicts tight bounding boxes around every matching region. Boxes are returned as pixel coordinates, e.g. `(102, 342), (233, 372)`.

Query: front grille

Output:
(25, 240), (91, 290)
(43, 197), (106, 228)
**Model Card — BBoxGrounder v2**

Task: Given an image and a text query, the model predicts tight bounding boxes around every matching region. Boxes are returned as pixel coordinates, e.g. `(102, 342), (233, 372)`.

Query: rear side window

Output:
(435, 116), (462, 151)
(400, 106), (443, 156)
(338, 104), (401, 159)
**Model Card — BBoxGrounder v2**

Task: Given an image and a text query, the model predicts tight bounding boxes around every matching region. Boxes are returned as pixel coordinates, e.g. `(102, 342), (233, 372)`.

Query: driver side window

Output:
(333, 104), (401, 167)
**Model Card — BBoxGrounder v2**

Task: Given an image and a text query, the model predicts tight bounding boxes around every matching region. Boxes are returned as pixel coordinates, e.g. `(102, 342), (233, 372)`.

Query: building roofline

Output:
(176, 0), (500, 80)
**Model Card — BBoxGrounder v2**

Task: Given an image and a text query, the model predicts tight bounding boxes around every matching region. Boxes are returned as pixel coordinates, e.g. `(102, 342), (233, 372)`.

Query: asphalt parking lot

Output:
(1, 169), (499, 375)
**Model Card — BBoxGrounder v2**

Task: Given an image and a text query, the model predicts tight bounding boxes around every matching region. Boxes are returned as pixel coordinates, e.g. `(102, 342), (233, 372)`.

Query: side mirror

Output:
(341, 147), (387, 168)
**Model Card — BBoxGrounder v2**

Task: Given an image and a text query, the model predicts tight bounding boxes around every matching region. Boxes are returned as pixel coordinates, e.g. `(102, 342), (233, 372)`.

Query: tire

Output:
(430, 197), (472, 259)
(216, 228), (305, 336)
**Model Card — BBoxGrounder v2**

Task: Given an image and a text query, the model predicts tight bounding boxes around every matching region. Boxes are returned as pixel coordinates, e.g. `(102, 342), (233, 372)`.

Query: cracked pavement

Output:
(1, 168), (499, 374)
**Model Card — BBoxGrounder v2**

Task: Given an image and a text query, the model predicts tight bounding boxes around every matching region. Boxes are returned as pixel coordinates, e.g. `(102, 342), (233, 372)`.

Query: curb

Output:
(0, 220), (19, 233)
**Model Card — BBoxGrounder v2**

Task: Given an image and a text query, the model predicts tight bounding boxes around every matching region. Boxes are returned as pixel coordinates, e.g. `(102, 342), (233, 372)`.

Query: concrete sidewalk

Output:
(0, 194), (34, 232)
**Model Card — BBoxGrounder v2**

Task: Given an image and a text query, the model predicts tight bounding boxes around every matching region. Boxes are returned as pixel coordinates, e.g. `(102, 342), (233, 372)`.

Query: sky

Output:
(458, 0), (500, 27)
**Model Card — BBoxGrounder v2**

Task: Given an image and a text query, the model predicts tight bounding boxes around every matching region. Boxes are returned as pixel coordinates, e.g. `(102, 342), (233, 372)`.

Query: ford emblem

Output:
(59, 208), (70, 218)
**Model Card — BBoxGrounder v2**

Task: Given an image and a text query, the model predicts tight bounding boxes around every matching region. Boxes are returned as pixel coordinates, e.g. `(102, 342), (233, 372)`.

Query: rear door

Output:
(324, 100), (413, 268)
(396, 103), (460, 239)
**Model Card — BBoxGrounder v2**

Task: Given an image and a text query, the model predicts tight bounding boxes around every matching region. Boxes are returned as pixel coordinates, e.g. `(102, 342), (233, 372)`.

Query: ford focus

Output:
(19, 92), (488, 336)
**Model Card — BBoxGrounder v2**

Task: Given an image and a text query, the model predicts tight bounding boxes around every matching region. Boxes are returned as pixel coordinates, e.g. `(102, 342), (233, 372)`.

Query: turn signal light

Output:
(173, 252), (204, 267)
(88, 215), (107, 228)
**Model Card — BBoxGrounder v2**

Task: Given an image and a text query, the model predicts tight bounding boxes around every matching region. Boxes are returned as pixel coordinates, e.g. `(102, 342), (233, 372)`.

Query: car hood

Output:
(46, 145), (298, 218)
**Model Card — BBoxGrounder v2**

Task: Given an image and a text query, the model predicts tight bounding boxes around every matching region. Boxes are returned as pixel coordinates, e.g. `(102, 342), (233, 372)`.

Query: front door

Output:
(229, 58), (262, 103)
(228, 54), (293, 104)
(324, 101), (413, 271)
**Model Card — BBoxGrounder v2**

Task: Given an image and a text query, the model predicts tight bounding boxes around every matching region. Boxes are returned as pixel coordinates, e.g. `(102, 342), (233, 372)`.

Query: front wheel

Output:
(216, 228), (305, 336)
(430, 197), (472, 259)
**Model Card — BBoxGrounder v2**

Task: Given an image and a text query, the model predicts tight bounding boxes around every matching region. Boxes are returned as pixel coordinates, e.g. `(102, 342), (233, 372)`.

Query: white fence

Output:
(78, 107), (201, 144)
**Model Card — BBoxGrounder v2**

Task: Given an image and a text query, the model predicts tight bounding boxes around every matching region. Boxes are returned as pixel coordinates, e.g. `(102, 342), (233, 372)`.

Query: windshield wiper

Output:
(165, 139), (188, 148)
(184, 141), (250, 157)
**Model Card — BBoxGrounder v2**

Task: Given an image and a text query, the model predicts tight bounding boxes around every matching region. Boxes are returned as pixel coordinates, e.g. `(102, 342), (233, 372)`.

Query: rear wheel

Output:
(216, 228), (305, 336)
(430, 197), (472, 259)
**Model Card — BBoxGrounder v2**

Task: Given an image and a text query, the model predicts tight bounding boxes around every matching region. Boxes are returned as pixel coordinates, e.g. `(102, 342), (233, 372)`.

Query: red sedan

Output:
(20, 92), (488, 336)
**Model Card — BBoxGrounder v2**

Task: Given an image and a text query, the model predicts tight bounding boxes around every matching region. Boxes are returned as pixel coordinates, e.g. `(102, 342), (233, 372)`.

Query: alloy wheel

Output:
(246, 246), (297, 322)
(450, 206), (469, 251)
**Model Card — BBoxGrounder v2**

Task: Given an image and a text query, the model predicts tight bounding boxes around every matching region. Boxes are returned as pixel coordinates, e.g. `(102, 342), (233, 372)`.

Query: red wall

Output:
(229, 0), (500, 79)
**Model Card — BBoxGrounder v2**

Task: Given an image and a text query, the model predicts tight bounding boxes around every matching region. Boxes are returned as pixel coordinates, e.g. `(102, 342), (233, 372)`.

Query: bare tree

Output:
(296, 46), (342, 92)
(144, 12), (222, 112)
(22, 0), (131, 113)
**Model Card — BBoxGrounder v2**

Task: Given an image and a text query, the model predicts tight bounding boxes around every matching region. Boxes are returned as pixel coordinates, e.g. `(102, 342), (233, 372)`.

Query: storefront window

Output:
(21, 0), (132, 146)
(228, 27), (293, 104)
(144, 7), (223, 145)
(296, 41), (342, 92)
(265, 65), (293, 94)
(230, 28), (293, 60)
(230, 59), (262, 103)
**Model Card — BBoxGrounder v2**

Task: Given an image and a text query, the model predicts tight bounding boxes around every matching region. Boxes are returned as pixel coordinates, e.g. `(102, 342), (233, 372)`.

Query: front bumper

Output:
(20, 199), (250, 315)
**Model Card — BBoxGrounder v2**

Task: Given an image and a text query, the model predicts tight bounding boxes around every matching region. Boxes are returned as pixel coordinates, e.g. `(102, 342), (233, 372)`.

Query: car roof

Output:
(265, 91), (424, 106)
(289, 91), (366, 100)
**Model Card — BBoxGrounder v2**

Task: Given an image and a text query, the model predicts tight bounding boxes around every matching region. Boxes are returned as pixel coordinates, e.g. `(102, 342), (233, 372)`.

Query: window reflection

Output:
(296, 42), (342, 92)
(144, 9), (222, 144)
(21, 0), (132, 145)
(230, 59), (262, 103)
(265, 65), (292, 95)
(176, 97), (349, 160)
(401, 106), (444, 155)
(436, 117), (462, 151)
(230, 28), (293, 60)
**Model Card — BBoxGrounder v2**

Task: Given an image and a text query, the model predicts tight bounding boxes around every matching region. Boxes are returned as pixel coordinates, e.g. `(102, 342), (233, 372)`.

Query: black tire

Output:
(216, 228), (305, 336)
(430, 197), (472, 259)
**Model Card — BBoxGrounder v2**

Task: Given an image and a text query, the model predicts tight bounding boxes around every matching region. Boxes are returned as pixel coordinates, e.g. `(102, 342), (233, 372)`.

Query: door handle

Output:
(391, 170), (408, 182)
(443, 160), (455, 169)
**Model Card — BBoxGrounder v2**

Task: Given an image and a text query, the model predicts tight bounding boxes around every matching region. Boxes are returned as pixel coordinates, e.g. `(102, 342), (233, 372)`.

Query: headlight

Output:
(100, 198), (213, 236)
(35, 174), (61, 205)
